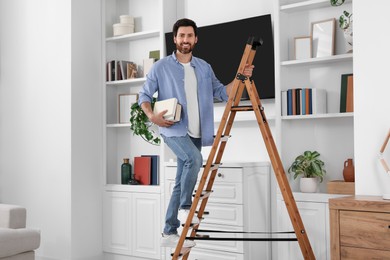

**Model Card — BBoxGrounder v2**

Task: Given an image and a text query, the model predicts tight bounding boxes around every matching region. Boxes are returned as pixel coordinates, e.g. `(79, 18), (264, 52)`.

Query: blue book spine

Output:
(302, 88), (306, 115)
(287, 89), (292, 115)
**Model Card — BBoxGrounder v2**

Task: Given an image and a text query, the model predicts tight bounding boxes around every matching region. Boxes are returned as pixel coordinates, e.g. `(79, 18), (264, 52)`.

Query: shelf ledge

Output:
(280, 0), (352, 13)
(105, 184), (161, 193)
(106, 30), (160, 42)
(106, 77), (146, 86)
(281, 53), (352, 66)
(282, 112), (353, 120)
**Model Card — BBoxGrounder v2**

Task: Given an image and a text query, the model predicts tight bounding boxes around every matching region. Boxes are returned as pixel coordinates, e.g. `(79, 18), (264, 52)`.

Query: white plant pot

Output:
(300, 177), (318, 193)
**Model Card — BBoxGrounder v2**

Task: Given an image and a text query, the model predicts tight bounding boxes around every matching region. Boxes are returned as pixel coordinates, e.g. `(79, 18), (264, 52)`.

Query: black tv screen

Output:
(165, 14), (275, 100)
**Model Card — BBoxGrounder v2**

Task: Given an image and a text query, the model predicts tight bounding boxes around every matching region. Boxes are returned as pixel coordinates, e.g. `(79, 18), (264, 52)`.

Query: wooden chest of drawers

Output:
(329, 196), (390, 259)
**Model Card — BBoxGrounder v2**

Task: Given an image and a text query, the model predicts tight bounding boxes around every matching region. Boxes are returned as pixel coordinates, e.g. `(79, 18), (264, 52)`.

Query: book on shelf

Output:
(282, 88), (326, 116)
(340, 73), (353, 112)
(133, 156), (151, 185)
(153, 97), (182, 122)
(106, 60), (137, 81)
(141, 155), (159, 185)
(346, 74), (354, 112)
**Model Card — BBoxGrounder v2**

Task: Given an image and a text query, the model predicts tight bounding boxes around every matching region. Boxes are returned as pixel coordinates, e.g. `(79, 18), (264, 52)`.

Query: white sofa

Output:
(0, 204), (40, 260)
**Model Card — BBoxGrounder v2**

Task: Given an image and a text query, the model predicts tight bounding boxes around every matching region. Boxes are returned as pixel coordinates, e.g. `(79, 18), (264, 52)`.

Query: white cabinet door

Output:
(131, 192), (161, 259)
(276, 200), (327, 260)
(103, 191), (161, 259)
(103, 191), (132, 255)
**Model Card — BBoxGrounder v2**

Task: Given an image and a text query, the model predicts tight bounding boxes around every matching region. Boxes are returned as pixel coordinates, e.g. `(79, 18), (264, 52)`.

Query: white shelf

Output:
(106, 77), (146, 86)
(282, 112), (353, 120)
(107, 123), (131, 128)
(106, 30), (160, 42)
(280, 0), (352, 13)
(281, 53), (353, 66)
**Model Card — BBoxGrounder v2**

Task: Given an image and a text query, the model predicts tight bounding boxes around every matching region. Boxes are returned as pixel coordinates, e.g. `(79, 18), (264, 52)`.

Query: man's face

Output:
(174, 26), (198, 54)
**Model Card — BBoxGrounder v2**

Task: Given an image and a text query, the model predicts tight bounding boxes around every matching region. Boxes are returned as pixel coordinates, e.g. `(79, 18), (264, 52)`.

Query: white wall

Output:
(182, 0), (276, 163)
(0, 0), (103, 259)
(354, 1), (390, 196)
(0, 0), (72, 258)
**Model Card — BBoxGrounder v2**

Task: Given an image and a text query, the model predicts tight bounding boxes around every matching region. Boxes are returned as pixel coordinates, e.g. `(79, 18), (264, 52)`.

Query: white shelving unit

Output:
(102, 0), (179, 259)
(275, 0), (354, 193)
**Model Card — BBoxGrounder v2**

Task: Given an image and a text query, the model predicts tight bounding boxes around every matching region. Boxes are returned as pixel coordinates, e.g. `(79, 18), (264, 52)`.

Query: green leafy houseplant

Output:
(330, 0), (352, 30)
(288, 151), (326, 182)
(129, 98), (161, 146)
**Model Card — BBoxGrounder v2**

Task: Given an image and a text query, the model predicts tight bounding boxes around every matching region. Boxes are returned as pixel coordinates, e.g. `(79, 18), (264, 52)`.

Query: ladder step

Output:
(231, 105), (254, 111)
(171, 247), (191, 258)
(201, 163), (220, 171)
(213, 135), (231, 142)
(193, 190), (213, 199)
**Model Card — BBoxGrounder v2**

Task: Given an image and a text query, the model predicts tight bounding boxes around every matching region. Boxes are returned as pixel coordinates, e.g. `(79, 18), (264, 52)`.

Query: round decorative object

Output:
(300, 177), (318, 193)
(343, 158), (355, 182)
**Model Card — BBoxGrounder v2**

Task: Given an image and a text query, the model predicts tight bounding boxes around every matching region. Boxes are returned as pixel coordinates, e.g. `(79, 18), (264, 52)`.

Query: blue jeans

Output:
(162, 134), (203, 235)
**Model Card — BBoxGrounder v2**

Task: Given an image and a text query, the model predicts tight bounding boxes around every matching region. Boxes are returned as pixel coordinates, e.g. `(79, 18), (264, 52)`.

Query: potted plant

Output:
(330, 0), (353, 52)
(129, 98), (161, 146)
(288, 151), (326, 193)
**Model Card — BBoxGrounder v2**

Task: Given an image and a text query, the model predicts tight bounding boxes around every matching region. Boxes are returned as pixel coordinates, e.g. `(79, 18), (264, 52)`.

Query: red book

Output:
(134, 156), (151, 185)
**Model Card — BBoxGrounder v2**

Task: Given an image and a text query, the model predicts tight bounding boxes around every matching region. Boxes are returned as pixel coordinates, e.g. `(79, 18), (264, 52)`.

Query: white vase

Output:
(300, 177), (318, 193)
(343, 21), (353, 53)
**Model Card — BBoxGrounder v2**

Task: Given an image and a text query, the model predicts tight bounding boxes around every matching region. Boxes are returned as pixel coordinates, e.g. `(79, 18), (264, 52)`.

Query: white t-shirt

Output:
(181, 62), (200, 138)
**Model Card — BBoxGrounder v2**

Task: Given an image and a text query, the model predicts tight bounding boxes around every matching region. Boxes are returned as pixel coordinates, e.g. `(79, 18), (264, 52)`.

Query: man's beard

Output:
(176, 42), (194, 54)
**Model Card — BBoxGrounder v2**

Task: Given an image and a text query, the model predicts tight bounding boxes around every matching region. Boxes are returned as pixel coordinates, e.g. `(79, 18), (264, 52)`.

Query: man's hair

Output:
(172, 18), (198, 37)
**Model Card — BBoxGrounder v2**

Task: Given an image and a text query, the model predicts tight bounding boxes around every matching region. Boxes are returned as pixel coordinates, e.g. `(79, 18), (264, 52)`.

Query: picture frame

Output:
(294, 36), (312, 60)
(118, 94), (138, 124)
(311, 18), (336, 58)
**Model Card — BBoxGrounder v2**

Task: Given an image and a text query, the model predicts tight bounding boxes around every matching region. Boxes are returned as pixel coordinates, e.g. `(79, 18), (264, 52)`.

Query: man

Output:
(138, 18), (254, 248)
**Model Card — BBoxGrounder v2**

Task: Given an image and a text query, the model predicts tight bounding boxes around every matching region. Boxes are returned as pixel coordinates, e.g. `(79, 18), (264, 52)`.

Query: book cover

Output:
(153, 98), (181, 122)
(134, 156), (151, 185)
(312, 88), (327, 114)
(292, 89), (296, 115)
(281, 91), (287, 116)
(301, 88), (306, 115)
(296, 88), (302, 115)
(346, 74), (354, 112)
(308, 88), (313, 114)
(287, 89), (293, 115)
(141, 155), (159, 185)
(305, 88), (310, 115)
(340, 73), (353, 112)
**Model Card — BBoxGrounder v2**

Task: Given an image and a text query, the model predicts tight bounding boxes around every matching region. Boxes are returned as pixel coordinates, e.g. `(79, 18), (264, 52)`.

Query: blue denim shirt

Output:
(138, 52), (228, 146)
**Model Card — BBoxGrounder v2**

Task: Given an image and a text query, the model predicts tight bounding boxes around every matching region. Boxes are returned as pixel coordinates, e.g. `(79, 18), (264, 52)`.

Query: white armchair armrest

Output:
(0, 204), (26, 229)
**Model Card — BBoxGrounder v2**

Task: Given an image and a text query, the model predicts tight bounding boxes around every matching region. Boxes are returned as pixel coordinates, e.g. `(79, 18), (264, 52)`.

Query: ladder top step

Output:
(231, 106), (254, 111)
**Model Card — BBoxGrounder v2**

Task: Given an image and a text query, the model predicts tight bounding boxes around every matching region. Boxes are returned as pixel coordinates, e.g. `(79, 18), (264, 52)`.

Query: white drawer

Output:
(194, 223), (244, 253)
(165, 166), (243, 184)
(165, 180), (243, 204)
(201, 202), (243, 226)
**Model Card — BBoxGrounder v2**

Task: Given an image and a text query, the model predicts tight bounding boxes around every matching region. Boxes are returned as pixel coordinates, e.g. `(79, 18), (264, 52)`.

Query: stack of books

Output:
(133, 155), (159, 185)
(281, 88), (327, 116)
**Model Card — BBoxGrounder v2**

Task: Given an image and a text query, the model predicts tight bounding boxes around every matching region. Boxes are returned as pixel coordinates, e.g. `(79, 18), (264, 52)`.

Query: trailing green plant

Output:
(129, 97), (161, 146)
(330, 0), (352, 30)
(288, 151), (326, 182)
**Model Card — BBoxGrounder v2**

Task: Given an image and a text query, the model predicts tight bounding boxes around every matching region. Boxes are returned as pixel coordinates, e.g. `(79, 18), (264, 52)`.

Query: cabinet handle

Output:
(217, 173), (224, 178)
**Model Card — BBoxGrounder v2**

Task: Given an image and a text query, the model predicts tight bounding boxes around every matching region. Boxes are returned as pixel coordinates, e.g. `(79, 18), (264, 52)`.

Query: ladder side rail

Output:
(244, 79), (315, 260)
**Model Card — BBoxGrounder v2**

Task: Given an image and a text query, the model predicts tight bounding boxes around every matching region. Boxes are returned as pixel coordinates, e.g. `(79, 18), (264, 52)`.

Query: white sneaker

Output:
(160, 233), (196, 248)
(178, 209), (200, 225)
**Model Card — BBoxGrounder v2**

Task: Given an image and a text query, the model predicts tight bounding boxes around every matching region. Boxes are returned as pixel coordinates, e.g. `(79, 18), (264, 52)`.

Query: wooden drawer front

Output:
(165, 166), (243, 184)
(201, 203), (243, 226)
(340, 210), (390, 251)
(194, 223), (244, 253)
(166, 180), (243, 204)
(341, 246), (390, 260)
(188, 248), (243, 260)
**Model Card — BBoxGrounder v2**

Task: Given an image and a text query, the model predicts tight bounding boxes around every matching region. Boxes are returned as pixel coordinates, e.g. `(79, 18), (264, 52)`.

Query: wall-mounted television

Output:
(165, 14), (275, 100)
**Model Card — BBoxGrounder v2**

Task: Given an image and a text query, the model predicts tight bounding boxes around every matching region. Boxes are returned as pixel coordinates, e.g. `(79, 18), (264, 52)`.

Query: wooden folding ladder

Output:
(171, 37), (315, 260)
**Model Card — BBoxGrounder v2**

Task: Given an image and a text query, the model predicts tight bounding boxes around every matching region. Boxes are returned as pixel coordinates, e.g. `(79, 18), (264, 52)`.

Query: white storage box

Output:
(119, 15), (134, 25)
(113, 23), (134, 36)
